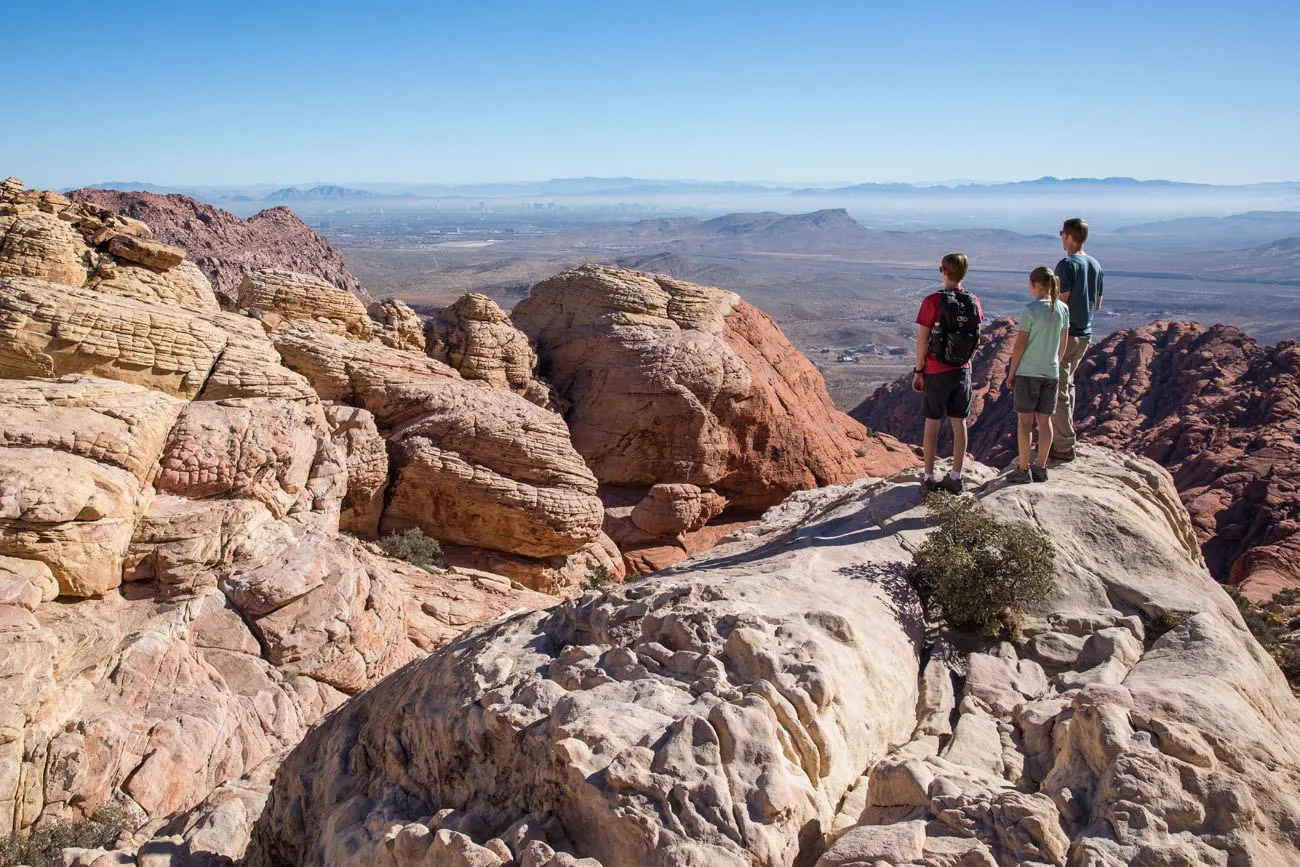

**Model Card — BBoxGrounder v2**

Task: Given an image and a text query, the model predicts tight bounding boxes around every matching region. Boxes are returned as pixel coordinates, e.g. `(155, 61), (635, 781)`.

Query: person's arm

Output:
(1058, 323), (1069, 364)
(1007, 330), (1028, 389)
(1055, 260), (1073, 305)
(912, 326), (930, 392)
(1095, 268), (1104, 312)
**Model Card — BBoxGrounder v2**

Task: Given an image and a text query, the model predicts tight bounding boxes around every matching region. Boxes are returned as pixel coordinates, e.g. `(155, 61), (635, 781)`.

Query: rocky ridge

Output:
(66, 187), (372, 305)
(855, 319), (1300, 605)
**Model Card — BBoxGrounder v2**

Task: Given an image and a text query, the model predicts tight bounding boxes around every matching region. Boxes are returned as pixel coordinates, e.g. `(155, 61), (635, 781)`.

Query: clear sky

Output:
(5, 0), (1296, 188)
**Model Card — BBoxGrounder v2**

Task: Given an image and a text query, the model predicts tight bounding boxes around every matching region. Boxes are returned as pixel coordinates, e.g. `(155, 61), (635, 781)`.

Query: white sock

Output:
(949, 470), (961, 480)
(923, 473), (935, 482)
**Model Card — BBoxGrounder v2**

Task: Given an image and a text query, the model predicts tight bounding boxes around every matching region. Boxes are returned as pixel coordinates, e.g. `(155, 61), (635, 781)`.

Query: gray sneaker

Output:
(920, 476), (937, 495)
(1007, 467), (1033, 485)
(1030, 465), (1049, 483)
(936, 475), (964, 495)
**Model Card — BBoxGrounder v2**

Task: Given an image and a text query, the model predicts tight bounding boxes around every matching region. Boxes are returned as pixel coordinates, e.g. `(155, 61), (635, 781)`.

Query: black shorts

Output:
(1013, 375), (1058, 414)
(922, 367), (972, 420)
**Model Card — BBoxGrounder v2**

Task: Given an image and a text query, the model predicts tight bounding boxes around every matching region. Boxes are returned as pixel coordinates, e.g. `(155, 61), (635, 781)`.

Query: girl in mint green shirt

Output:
(1006, 267), (1069, 482)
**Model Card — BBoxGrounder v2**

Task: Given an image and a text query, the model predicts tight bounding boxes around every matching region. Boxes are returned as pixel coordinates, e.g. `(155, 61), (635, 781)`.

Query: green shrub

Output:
(377, 528), (446, 570)
(581, 564), (613, 592)
(0, 805), (128, 867)
(910, 493), (1055, 637)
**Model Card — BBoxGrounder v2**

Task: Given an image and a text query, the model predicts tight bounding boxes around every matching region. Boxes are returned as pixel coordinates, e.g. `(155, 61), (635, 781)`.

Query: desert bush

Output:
(581, 564), (613, 592)
(0, 805), (127, 867)
(377, 528), (446, 570)
(910, 493), (1055, 636)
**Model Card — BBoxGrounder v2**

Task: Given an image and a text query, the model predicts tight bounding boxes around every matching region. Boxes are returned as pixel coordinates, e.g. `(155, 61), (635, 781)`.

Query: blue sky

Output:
(5, 0), (1296, 187)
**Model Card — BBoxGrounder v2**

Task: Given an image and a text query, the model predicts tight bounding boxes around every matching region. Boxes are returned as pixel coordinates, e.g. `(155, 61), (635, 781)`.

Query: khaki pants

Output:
(1052, 336), (1090, 453)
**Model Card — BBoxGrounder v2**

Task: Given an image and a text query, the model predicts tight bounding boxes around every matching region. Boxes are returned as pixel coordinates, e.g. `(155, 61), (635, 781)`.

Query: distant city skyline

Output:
(6, 0), (1297, 189)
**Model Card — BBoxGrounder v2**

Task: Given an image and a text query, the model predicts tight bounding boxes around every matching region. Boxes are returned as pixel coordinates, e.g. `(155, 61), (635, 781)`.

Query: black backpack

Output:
(928, 290), (982, 367)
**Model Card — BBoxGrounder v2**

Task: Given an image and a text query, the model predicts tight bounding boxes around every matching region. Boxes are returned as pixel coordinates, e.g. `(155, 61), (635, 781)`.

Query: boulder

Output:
(513, 265), (915, 510)
(0, 208), (91, 286)
(89, 259), (219, 311)
(427, 292), (541, 395)
(370, 298), (426, 353)
(237, 268), (373, 340)
(105, 233), (186, 270)
(272, 326), (606, 567)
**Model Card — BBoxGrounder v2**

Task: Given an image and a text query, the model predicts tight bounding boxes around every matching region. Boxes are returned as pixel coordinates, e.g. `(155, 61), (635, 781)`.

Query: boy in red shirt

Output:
(912, 252), (984, 494)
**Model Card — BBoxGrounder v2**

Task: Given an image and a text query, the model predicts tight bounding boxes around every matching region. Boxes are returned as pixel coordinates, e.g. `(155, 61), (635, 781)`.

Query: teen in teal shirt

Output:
(1007, 267), (1069, 483)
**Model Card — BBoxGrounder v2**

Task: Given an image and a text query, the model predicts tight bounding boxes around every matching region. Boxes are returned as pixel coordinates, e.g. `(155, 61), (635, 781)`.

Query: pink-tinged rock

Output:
(0, 447), (143, 597)
(156, 399), (341, 520)
(105, 233), (186, 270)
(441, 532), (627, 597)
(629, 483), (727, 537)
(427, 292), (540, 395)
(325, 405), (388, 538)
(0, 376), (186, 483)
(513, 265), (916, 510)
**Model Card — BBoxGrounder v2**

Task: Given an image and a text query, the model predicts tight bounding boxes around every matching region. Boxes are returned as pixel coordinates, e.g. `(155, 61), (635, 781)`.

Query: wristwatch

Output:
(913, 368), (925, 374)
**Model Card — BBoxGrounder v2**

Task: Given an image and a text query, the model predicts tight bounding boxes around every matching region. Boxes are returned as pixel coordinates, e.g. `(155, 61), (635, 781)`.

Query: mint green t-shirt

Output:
(1016, 298), (1069, 379)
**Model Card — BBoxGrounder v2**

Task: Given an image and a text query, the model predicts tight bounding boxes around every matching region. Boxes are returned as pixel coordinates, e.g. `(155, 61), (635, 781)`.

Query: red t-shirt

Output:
(916, 287), (984, 374)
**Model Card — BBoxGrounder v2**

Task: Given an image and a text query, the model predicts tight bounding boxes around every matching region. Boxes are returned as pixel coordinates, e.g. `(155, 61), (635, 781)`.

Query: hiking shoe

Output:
(920, 476), (937, 495)
(1007, 467), (1033, 485)
(936, 475), (964, 495)
(1030, 465), (1049, 483)
(1048, 449), (1076, 462)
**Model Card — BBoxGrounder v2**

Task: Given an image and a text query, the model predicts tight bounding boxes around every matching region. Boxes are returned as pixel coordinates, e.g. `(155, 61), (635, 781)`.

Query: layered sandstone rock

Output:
(513, 265), (915, 512)
(856, 320), (1300, 605)
(270, 325), (612, 592)
(426, 292), (543, 399)
(245, 447), (1300, 867)
(369, 298), (426, 353)
(0, 188), (555, 839)
(67, 187), (373, 304)
(237, 268), (373, 339)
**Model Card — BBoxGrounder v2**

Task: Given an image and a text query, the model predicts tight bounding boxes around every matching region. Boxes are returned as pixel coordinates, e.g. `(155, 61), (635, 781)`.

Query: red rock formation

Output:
(514, 265), (917, 513)
(66, 188), (371, 304)
(856, 319), (1300, 602)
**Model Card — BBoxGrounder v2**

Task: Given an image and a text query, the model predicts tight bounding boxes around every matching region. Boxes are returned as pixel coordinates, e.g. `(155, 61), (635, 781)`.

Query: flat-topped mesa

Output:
(245, 447), (1300, 867)
(236, 268), (374, 340)
(66, 187), (374, 306)
(426, 292), (550, 405)
(512, 264), (916, 512)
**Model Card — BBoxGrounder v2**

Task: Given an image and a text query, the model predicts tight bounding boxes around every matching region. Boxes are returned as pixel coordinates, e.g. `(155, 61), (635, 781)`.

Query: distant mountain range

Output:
(70, 176), (1300, 203)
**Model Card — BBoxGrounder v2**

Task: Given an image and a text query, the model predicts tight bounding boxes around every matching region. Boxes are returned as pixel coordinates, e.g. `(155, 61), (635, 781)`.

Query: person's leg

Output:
(1034, 413), (1054, 467)
(951, 417), (969, 473)
(923, 418), (941, 476)
(1017, 413), (1034, 469)
(1052, 337), (1089, 455)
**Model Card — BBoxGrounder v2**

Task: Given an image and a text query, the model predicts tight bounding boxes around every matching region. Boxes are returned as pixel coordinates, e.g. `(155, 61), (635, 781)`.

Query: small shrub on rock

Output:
(377, 528), (446, 570)
(910, 493), (1055, 636)
(581, 565), (613, 592)
(0, 805), (127, 867)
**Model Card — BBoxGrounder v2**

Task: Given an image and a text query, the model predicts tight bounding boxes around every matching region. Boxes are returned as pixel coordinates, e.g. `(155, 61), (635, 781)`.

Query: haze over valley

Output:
(146, 176), (1300, 408)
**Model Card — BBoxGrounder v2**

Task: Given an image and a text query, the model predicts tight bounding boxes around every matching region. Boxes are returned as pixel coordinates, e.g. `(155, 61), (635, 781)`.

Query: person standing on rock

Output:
(912, 252), (984, 494)
(1006, 267), (1070, 483)
(1051, 217), (1104, 461)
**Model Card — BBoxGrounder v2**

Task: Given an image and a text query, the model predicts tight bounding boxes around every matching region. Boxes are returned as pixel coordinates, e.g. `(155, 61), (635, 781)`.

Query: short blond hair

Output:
(941, 252), (968, 283)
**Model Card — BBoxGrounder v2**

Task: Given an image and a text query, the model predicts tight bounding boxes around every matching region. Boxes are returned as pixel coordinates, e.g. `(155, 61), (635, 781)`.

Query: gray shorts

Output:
(1014, 375), (1058, 414)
